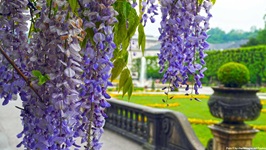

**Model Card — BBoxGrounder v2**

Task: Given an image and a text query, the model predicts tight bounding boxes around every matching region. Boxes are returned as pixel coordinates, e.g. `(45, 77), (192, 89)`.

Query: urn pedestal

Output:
(208, 87), (262, 150)
(209, 123), (258, 150)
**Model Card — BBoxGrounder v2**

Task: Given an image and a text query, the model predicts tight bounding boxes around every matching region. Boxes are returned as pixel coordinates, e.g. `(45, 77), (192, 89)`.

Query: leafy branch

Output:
(111, 0), (140, 99)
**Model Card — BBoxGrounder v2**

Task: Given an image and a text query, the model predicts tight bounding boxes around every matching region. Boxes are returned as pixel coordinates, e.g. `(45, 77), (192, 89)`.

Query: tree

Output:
(0, 0), (214, 149)
(207, 27), (227, 43)
(242, 15), (266, 47)
(242, 28), (266, 47)
(207, 27), (258, 44)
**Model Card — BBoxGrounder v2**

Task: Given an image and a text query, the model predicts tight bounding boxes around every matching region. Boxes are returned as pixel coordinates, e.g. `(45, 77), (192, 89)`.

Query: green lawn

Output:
(113, 94), (266, 147)
(260, 87), (266, 93)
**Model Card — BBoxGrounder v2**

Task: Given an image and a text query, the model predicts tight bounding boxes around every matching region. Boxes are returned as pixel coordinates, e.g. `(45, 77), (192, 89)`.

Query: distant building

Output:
(128, 35), (160, 80)
(208, 39), (248, 50)
(129, 37), (249, 59)
(129, 35), (160, 58)
(128, 35), (159, 64)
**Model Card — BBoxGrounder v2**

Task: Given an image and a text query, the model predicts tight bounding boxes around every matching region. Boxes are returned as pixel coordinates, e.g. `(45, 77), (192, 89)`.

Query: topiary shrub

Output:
(217, 62), (250, 88)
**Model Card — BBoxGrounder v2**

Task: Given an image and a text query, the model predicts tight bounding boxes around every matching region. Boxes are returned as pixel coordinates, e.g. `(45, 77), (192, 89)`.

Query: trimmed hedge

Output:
(132, 45), (266, 86)
(205, 45), (266, 86)
(217, 62), (250, 88)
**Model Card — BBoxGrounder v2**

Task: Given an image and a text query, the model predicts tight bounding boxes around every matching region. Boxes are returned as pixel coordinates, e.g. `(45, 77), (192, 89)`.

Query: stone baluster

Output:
(127, 110), (132, 131)
(111, 105), (117, 126)
(117, 107), (122, 127)
(121, 109), (127, 129)
(133, 112), (138, 134)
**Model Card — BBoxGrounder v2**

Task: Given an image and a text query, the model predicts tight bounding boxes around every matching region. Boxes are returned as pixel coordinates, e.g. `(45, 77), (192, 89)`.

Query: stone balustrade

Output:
(105, 98), (204, 150)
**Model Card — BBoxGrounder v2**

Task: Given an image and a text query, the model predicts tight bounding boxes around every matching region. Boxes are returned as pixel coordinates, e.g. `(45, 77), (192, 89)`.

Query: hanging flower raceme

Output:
(0, 0), (30, 105)
(74, 0), (117, 149)
(158, 0), (212, 95)
(140, 0), (159, 26)
(17, 1), (86, 149)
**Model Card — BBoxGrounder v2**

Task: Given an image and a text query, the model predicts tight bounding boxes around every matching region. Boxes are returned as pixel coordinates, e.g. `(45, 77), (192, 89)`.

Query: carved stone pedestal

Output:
(208, 87), (262, 149)
(209, 123), (258, 150)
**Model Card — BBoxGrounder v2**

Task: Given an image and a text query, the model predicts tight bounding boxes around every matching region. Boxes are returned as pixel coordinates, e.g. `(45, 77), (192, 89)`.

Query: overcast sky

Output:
(144, 0), (266, 36)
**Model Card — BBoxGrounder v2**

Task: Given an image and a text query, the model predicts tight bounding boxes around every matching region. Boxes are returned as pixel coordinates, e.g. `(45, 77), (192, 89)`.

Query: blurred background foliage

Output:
(132, 45), (266, 86)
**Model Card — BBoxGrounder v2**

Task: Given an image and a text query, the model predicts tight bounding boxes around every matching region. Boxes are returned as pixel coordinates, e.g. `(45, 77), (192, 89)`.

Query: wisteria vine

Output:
(18, 0), (86, 149)
(0, 0), (213, 149)
(0, 0), (30, 106)
(74, 0), (117, 149)
(158, 0), (212, 99)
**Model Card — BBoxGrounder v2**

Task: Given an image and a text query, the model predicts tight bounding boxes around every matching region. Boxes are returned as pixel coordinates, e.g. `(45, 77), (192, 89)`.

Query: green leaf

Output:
(111, 58), (126, 81)
(114, 22), (127, 46)
(198, 0), (204, 5)
(121, 7), (139, 52)
(138, 24), (146, 55)
(38, 76), (47, 85)
(127, 83), (133, 100)
(119, 68), (130, 91)
(44, 74), (50, 80)
(113, 0), (139, 51)
(126, 5), (139, 40)
(122, 76), (132, 97)
(112, 48), (120, 61)
(47, 0), (52, 8)
(32, 70), (50, 85)
(198, 0), (204, 4)
(122, 37), (131, 51)
(68, 0), (77, 12)
(32, 70), (42, 78)
(113, 1), (129, 46)
(211, 0), (216, 4)
(123, 49), (129, 64)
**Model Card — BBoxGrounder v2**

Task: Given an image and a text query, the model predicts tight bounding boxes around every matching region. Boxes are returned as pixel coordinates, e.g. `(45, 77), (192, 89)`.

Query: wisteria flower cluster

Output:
(17, 0), (87, 149)
(0, 0), (213, 149)
(1, 0), (116, 149)
(0, 0), (29, 105)
(74, 0), (117, 149)
(140, 0), (159, 26)
(158, 0), (212, 95)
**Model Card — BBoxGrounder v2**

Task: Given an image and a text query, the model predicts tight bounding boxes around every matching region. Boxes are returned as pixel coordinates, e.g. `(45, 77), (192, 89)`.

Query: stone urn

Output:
(208, 87), (262, 124)
(208, 62), (263, 124)
(207, 62), (263, 150)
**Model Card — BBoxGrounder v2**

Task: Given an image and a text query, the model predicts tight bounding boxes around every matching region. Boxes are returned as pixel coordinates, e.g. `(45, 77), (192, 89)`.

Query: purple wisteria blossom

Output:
(17, 0), (85, 149)
(158, 0), (212, 94)
(74, 0), (117, 149)
(140, 0), (159, 26)
(0, 0), (213, 149)
(0, 0), (30, 105)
